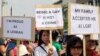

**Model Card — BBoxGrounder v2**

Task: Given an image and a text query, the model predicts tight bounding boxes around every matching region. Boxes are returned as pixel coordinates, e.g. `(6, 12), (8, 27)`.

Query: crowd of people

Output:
(0, 30), (100, 56)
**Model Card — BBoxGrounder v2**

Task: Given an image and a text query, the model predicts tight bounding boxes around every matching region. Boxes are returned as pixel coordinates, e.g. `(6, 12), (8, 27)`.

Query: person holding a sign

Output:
(52, 30), (66, 56)
(6, 39), (17, 56)
(34, 30), (58, 56)
(67, 36), (83, 56)
(0, 38), (6, 56)
(85, 35), (100, 56)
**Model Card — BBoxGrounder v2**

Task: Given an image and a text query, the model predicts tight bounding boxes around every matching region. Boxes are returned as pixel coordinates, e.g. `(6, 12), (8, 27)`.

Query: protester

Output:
(85, 35), (100, 56)
(19, 44), (29, 56)
(6, 39), (17, 56)
(52, 30), (65, 56)
(34, 30), (58, 56)
(26, 41), (37, 56)
(67, 36), (83, 56)
(0, 38), (6, 56)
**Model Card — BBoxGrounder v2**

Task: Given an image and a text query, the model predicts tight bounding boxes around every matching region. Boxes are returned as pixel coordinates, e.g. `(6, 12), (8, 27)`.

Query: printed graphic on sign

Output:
(68, 3), (99, 34)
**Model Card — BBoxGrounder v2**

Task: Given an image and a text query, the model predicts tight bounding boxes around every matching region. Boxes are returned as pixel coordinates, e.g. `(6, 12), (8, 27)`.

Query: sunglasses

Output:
(71, 46), (82, 49)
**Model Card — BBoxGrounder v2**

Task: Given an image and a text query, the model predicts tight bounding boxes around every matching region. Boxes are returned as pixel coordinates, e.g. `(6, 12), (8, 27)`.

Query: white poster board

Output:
(2, 16), (35, 40)
(68, 3), (99, 34)
(35, 5), (63, 30)
(76, 34), (99, 40)
(0, 0), (2, 27)
(91, 34), (99, 40)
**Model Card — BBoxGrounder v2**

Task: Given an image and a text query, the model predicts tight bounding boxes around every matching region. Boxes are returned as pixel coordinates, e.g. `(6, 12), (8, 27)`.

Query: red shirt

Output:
(91, 49), (98, 56)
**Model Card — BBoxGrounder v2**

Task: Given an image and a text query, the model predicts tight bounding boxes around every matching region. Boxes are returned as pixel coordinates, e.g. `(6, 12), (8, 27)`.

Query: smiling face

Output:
(85, 35), (97, 50)
(70, 43), (82, 56)
(86, 39), (97, 50)
(41, 31), (50, 45)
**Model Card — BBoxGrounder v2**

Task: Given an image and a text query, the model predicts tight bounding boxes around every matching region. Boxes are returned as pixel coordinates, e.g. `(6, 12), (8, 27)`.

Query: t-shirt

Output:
(34, 44), (58, 56)
(52, 41), (62, 52)
(91, 49), (98, 56)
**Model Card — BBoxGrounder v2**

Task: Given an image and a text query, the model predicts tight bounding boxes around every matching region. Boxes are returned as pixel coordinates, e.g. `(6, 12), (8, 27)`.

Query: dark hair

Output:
(23, 54), (29, 56)
(84, 34), (98, 45)
(52, 30), (58, 41)
(67, 36), (83, 56)
(38, 30), (49, 46)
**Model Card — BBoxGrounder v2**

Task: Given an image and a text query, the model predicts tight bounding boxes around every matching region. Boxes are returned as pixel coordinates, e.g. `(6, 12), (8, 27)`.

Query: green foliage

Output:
(64, 14), (68, 30)
(63, 6), (68, 30)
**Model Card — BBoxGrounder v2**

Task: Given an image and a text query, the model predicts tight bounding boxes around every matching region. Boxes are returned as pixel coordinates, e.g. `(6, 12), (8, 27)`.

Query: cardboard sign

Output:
(68, 3), (99, 34)
(35, 5), (63, 30)
(2, 16), (35, 40)
(91, 34), (99, 40)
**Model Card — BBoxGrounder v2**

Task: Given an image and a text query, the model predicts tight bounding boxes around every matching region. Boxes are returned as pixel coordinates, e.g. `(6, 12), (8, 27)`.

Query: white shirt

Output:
(34, 44), (58, 56)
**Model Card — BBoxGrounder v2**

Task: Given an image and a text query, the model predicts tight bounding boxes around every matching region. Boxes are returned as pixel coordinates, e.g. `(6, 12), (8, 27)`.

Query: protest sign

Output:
(35, 5), (63, 30)
(68, 3), (99, 34)
(2, 16), (35, 40)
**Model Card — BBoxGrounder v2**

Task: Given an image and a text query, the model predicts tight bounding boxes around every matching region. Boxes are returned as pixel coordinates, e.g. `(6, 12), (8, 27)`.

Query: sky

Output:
(4, 0), (59, 16)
